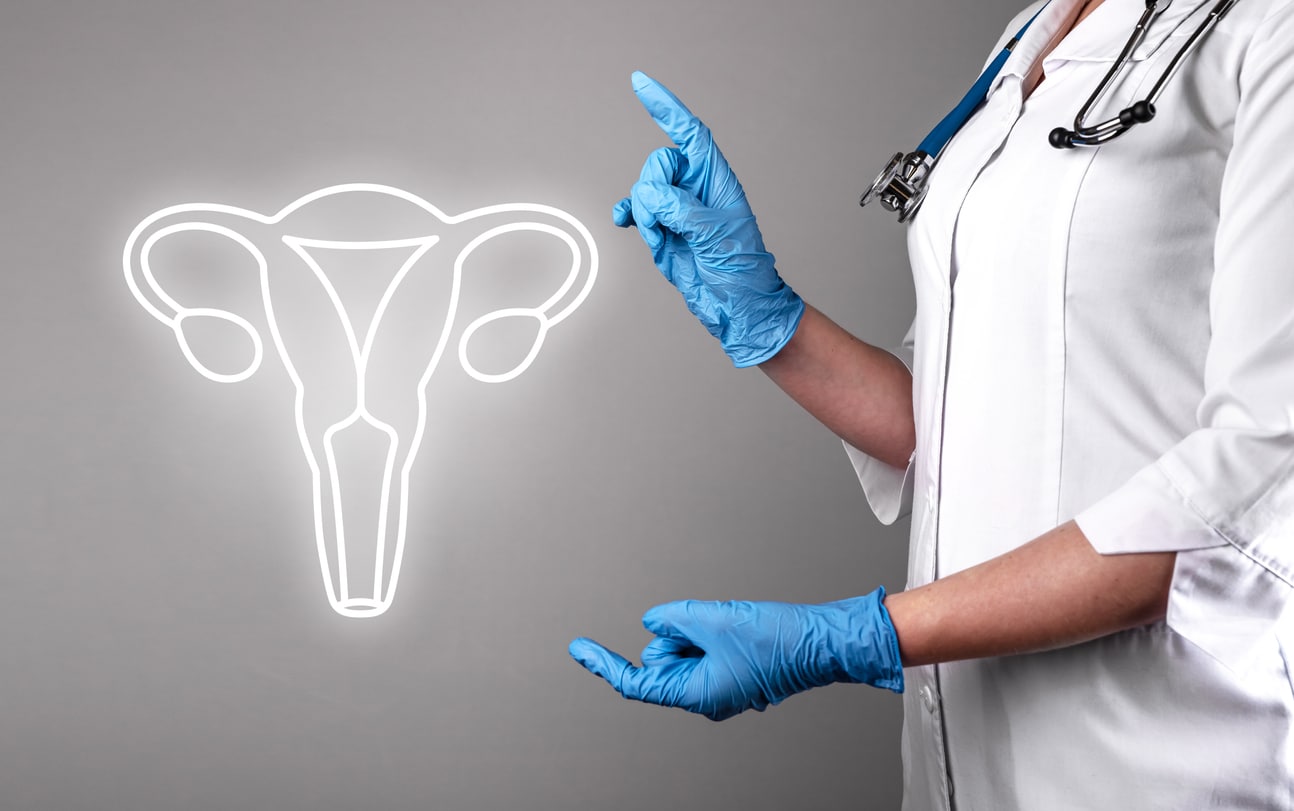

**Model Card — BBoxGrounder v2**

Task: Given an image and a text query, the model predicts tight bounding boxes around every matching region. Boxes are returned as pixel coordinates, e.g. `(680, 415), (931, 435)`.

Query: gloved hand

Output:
(568, 587), (904, 721)
(614, 71), (805, 368)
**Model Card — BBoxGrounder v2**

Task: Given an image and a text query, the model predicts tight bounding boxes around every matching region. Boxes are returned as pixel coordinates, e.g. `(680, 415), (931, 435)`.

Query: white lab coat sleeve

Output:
(1075, 3), (1294, 674)
(843, 319), (916, 525)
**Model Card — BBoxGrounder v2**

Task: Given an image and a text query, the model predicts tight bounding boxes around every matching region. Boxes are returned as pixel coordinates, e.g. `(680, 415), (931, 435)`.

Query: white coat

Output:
(846, 0), (1294, 807)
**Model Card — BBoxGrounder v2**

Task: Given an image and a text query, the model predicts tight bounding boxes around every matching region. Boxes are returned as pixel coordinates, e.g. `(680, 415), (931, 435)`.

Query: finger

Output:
(641, 599), (706, 640)
(630, 71), (741, 207)
(629, 185), (665, 254)
(640, 635), (703, 666)
(612, 197), (634, 228)
(568, 637), (639, 696)
(638, 146), (686, 186)
(571, 637), (693, 706)
(628, 148), (686, 243)
(630, 71), (711, 170)
(616, 147), (684, 231)
(631, 182), (709, 244)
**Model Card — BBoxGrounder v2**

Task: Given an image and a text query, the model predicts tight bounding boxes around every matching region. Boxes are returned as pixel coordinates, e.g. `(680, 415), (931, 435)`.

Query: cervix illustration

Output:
(123, 183), (597, 617)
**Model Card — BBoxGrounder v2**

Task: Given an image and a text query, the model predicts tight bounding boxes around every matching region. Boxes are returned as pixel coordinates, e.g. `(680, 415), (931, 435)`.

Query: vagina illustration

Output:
(123, 183), (598, 617)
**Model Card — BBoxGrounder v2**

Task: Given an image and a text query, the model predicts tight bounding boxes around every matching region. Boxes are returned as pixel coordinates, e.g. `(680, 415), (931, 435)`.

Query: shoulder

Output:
(1249, 0), (1294, 45)
(1205, 0), (1294, 90)
(1242, 0), (1294, 25)
(1208, 0), (1294, 47)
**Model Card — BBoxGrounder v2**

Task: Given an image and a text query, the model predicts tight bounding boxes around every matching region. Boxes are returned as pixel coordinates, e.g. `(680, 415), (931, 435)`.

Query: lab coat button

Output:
(919, 685), (937, 713)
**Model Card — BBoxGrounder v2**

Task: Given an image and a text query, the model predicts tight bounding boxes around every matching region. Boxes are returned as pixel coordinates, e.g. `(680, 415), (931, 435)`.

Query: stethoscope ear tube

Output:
(1050, 99), (1156, 148)
(1049, 0), (1238, 149)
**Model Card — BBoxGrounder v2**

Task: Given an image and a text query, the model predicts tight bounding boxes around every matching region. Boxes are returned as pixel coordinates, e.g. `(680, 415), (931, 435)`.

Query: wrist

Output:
(819, 588), (905, 693)
(729, 289), (806, 368)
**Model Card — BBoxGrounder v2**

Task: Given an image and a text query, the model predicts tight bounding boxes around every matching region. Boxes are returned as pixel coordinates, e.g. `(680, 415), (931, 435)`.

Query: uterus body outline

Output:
(123, 183), (598, 618)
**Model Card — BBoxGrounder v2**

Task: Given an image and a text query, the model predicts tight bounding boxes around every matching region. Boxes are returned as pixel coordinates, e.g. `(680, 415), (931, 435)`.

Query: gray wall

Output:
(2, 2), (1025, 809)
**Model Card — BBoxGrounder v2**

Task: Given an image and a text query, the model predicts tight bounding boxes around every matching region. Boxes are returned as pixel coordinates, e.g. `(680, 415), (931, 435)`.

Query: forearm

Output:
(884, 520), (1176, 667)
(760, 304), (916, 469)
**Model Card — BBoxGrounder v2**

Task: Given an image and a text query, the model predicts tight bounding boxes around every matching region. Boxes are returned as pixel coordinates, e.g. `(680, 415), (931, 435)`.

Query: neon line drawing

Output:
(123, 183), (598, 617)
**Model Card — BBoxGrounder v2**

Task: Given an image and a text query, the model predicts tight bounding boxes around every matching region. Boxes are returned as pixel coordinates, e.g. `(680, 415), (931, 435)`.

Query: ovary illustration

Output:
(123, 183), (597, 617)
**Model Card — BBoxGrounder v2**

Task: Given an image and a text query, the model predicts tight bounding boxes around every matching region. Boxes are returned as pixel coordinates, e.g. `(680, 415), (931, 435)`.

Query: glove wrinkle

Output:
(570, 588), (904, 720)
(613, 71), (804, 367)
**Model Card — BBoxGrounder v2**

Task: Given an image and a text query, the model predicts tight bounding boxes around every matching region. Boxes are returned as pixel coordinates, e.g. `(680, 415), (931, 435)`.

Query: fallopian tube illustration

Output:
(123, 183), (597, 618)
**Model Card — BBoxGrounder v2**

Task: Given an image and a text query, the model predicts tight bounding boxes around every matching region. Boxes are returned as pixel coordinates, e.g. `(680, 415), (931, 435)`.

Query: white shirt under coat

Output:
(846, 0), (1294, 807)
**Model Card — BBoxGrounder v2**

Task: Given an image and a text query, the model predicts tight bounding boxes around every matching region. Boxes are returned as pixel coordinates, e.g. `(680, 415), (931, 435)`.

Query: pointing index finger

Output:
(630, 71), (745, 209)
(631, 71), (713, 172)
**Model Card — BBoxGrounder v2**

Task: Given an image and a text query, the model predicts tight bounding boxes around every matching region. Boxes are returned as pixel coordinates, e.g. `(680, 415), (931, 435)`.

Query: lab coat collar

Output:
(991, 0), (1211, 98)
(989, 0), (1085, 96)
(1043, 0), (1213, 66)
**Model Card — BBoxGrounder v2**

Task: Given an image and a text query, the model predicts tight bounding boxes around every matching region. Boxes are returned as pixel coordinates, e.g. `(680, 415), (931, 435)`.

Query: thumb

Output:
(611, 197), (634, 228)
(568, 637), (643, 699)
(640, 634), (702, 667)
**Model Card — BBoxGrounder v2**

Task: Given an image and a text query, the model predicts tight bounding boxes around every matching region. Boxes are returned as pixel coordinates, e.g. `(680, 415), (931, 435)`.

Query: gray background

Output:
(2, 1), (1023, 809)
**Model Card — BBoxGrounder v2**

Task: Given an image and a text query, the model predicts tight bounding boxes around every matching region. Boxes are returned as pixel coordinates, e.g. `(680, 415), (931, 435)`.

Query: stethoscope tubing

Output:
(916, 5), (1049, 157)
(1057, 0), (1241, 147)
(863, 0), (1244, 220)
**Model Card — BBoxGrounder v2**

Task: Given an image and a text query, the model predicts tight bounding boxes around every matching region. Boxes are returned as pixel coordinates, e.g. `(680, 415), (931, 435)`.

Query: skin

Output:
(593, 0), (1173, 692)
(762, 205), (1178, 667)
(1072, 0), (1105, 32)
(1035, 0), (1105, 89)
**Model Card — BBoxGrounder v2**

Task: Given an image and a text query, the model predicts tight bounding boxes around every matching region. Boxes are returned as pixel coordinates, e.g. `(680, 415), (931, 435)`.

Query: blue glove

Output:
(568, 588), (904, 721)
(614, 71), (805, 368)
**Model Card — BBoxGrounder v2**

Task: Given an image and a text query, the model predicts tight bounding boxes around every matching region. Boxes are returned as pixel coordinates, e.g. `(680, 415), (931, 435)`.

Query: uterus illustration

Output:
(123, 183), (597, 617)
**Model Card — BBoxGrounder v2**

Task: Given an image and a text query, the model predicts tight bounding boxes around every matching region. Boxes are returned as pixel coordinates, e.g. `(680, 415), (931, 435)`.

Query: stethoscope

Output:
(860, 0), (1241, 223)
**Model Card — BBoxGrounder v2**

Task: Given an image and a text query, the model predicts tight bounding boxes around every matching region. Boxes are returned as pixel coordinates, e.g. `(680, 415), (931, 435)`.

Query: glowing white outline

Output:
(123, 183), (598, 617)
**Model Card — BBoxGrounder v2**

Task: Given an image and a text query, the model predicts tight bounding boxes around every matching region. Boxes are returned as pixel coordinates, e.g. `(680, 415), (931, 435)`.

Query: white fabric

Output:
(846, 0), (1294, 807)
(843, 322), (917, 524)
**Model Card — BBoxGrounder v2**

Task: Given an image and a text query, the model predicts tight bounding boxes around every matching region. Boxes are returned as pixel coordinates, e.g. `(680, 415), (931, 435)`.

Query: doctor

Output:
(570, 0), (1294, 807)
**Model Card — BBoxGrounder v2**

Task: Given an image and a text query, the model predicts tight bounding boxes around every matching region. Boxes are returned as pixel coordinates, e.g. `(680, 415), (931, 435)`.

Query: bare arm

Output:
(760, 304), (916, 469)
(885, 520), (1176, 667)
(761, 308), (1174, 666)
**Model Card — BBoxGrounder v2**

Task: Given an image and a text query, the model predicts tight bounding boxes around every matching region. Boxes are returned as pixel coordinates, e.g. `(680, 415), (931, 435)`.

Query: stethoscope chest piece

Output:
(860, 150), (935, 223)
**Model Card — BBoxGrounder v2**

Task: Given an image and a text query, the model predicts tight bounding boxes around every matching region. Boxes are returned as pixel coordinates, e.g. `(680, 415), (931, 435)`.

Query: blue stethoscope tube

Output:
(860, 0), (1241, 223)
